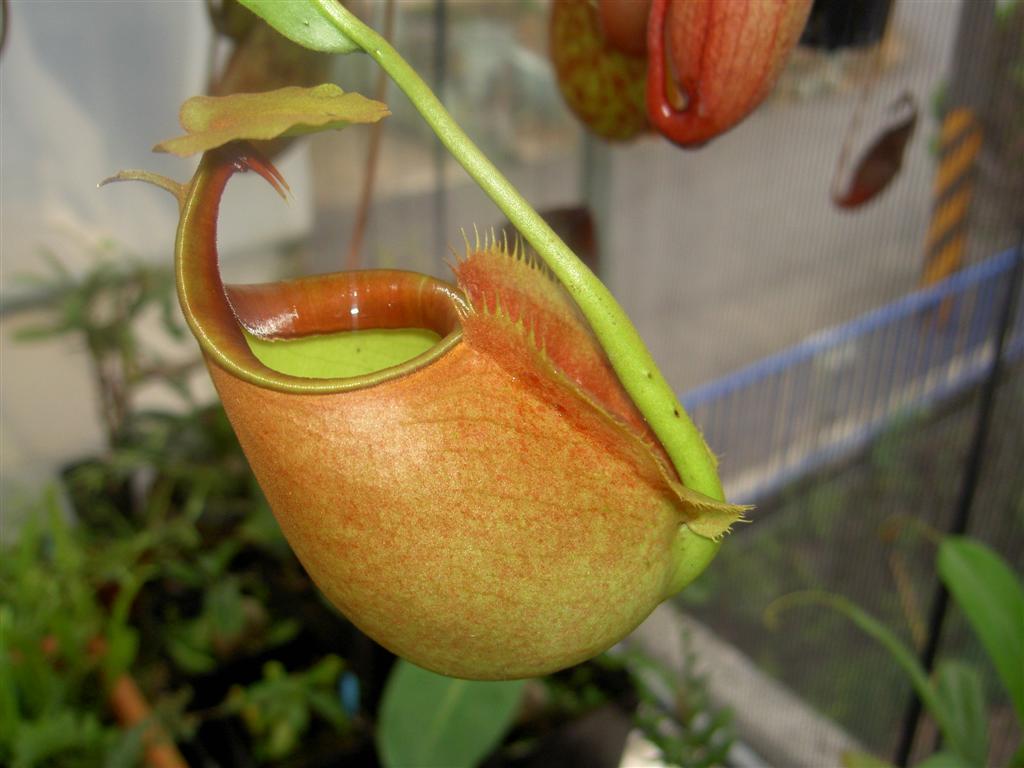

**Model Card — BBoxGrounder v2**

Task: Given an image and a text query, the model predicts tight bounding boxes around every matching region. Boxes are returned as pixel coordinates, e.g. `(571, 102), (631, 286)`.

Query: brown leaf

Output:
(155, 84), (389, 157)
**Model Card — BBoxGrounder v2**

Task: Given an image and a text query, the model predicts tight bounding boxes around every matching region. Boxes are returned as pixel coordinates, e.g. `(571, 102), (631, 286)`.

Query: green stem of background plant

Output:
(315, 0), (725, 508)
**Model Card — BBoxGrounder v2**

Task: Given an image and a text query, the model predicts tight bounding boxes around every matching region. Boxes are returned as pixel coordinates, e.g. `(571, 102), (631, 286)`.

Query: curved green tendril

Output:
(315, 1), (723, 504)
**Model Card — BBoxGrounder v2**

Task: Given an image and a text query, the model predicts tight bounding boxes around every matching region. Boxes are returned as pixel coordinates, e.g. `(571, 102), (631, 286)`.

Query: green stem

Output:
(318, 1), (723, 507)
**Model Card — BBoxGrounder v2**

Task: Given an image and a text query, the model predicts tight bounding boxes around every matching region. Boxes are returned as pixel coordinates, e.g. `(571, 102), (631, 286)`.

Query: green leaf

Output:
(237, 0), (359, 53)
(841, 751), (897, 768)
(938, 536), (1024, 726)
(12, 322), (70, 341)
(934, 661), (988, 765)
(377, 661), (525, 768)
(226, 656), (348, 762)
(914, 751), (974, 768)
(0, 609), (20, 745)
(155, 84), (389, 157)
(166, 631), (217, 675)
(245, 327), (440, 379)
(12, 710), (112, 768)
(206, 578), (247, 642)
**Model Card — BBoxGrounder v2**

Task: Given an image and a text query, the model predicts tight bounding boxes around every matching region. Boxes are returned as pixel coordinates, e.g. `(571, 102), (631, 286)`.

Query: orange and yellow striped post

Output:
(920, 107), (984, 287)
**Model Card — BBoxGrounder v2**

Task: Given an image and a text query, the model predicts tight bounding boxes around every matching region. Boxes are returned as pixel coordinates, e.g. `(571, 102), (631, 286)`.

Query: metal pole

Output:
(919, 0), (997, 287)
(894, 234), (1023, 765)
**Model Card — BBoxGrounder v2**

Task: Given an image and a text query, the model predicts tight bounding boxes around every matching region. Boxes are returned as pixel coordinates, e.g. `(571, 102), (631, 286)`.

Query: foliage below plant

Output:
(0, 491), (147, 768)
(1, 480), (730, 767)
(1, 476), (353, 767)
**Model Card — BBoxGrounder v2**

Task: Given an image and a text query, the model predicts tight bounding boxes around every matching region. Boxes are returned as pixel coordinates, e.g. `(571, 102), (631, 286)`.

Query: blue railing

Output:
(681, 248), (1023, 503)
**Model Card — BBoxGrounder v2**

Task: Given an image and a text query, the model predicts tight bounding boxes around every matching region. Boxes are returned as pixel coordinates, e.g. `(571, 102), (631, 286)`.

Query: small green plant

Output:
(224, 656), (352, 762)
(0, 490), (148, 768)
(14, 244), (190, 447)
(1, 480), (351, 766)
(767, 535), (1024, 768)
(616, 638), (736, 768)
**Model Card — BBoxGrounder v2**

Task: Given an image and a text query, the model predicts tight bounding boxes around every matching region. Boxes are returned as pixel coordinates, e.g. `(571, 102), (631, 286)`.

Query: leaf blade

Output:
(237, 0), (359, 53)
(938, 536), (1024, 727)
(377, 661), (525, 768)
(914, 751), (975, 768)
(934, 661), (988, 765)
